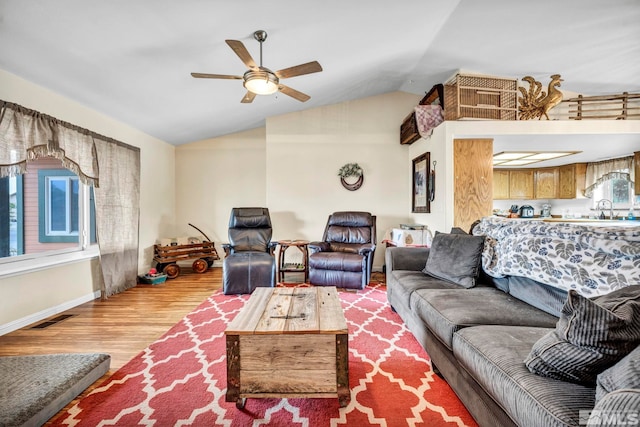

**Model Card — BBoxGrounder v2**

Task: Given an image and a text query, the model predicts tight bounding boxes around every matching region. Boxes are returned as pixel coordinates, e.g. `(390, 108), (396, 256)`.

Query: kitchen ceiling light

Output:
(493, 151), (580, 166)
(493, 152), (535, 160)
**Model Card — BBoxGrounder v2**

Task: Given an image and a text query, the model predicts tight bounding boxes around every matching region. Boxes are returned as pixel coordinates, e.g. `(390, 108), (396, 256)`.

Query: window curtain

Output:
(0, 100), (140, 298)
(93, 139), (140, 297)
(583, 155), (634, 197)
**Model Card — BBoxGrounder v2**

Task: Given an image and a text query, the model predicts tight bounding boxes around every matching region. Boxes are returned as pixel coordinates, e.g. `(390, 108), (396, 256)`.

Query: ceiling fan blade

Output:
(278, 84), (311, 102)
(225, 40), (257, 69)
(241, 91), (257, 103)
(275, 61), (323, 79)
(191, 72), (243, 79)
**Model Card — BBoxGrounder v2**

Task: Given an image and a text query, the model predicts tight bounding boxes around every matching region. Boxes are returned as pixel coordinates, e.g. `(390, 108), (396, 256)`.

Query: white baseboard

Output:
(0, 290), (101, 336)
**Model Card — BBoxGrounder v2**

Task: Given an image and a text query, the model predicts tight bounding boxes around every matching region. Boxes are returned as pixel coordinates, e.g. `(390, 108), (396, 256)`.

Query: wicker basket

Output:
(444, 73), (518, 121)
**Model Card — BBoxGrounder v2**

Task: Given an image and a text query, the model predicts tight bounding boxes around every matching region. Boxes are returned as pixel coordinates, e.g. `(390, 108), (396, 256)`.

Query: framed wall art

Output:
(412, 152), (430, 213)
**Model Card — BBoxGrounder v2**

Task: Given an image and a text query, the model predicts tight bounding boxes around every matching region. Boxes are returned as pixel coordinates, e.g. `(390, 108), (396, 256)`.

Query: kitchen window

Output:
(591, 176), (639, 210)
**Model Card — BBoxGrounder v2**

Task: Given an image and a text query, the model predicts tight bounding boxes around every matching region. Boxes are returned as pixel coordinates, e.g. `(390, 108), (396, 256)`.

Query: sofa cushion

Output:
(525, 286), (640, 385)
(595, 344), (640, 402)
(480, 269), (510, 293)
(508, 276), (568, 317)
(453, 325), (595, 427)
(423, 232), (484, 288)
(387, 270), (462, 312)
(410, 287), (559, 350)
(589, 390), (640, 425)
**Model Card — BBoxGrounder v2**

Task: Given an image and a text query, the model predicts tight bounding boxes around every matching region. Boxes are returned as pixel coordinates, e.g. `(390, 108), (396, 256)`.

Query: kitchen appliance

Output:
(541, 204), (551, 218)
(519, 205), (535, 218)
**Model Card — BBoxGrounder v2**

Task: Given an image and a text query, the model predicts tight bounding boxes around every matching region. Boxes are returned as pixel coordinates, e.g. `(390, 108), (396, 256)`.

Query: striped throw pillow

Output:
(525, 285), (640, 385)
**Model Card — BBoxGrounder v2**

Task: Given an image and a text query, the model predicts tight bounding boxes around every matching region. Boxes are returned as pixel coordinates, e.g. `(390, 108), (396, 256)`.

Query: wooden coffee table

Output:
(225, 286), (350, 408)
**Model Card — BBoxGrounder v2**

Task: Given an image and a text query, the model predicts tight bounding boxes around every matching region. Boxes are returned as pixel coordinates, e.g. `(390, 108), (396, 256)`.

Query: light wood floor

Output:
(0, 267), (222, 370)
(0, 267), (223, 425)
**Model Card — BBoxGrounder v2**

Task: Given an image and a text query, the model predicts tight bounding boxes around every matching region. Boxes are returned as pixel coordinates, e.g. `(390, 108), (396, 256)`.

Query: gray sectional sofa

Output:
(386, 217), (640, 427)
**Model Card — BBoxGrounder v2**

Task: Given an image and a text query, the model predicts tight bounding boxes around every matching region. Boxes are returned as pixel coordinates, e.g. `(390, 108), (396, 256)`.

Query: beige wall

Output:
(0, 259), (102, 329)
(0, 69), (176, 329)
(175, 92), (421, 270)
(174, 127), (267, 244)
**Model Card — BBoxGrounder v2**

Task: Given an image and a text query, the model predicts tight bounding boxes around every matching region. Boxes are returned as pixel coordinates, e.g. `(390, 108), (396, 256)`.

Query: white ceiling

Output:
(1, 0), (640, 149)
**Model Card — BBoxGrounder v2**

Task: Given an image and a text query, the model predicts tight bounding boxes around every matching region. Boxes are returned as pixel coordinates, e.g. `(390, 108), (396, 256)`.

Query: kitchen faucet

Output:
(597, 199), (614, 220)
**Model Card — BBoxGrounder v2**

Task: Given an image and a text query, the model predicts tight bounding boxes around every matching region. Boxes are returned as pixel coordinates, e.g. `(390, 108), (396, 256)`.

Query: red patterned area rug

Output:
(50, 284), (477, 426)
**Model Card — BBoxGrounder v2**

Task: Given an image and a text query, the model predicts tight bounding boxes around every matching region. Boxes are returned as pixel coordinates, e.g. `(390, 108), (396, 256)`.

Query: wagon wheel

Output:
(205, 257), (215, 268)
(163, 263), (180, 279)
(192, 258), (208, 274)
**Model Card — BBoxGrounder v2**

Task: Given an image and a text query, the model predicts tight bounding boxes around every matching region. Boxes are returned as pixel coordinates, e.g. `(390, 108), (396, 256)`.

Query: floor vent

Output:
(31, 314), (75, 329)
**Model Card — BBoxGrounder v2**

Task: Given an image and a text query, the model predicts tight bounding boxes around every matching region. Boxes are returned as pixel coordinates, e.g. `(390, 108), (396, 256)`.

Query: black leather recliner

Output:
(222, 207), (277, 295)
(308, 211), (376, 290)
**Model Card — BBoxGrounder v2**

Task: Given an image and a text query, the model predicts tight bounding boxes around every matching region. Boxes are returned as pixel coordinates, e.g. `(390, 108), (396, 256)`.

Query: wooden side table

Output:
(277, 240), (309, 283)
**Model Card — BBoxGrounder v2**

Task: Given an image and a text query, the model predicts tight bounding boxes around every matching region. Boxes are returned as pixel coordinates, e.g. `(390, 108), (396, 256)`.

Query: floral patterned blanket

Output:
(473, 217), (640, 297)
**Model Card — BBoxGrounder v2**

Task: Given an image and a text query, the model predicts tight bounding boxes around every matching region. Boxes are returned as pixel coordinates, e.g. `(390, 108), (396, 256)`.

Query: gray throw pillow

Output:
(525, 285), (640, 385)
(422, 231), (484, 288)
(596, 344), (640, 402)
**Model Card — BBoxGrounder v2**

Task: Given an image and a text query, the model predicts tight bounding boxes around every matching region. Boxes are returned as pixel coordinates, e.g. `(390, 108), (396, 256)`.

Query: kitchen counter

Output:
(491, 216), (639, 227)
(541, 218), (639, 227)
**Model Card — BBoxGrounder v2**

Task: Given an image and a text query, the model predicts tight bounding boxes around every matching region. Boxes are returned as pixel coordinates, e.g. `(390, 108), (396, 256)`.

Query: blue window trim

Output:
(38, 169), (79, 243)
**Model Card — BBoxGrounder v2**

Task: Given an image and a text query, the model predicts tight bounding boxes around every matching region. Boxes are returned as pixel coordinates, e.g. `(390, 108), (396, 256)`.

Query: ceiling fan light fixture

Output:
(243, 69), (279, 95)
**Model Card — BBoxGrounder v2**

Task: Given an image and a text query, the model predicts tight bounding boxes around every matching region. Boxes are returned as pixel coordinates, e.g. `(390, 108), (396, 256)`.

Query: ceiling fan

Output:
(191, 30), (323, 103)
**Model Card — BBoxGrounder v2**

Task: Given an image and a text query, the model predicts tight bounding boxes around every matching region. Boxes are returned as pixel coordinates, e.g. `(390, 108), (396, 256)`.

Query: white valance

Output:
(583, 155), (635, 197)
(0, 101), (99, 186)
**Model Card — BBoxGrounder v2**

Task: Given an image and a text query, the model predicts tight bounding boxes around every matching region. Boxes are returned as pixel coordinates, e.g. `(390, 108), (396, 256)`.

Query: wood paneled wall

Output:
(453, 139), (494, 232)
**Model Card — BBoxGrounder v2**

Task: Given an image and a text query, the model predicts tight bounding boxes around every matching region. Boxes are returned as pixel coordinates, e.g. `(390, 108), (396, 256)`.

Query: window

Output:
(39, 170), (79, 242)
(0, 157), (96, 264)
(591, 175), (639, 211)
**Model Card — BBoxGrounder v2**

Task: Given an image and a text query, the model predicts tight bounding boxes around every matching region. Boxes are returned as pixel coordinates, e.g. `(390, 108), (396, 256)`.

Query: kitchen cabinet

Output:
(557, 163), (587, 199)
(534, 168), (558, 199)
(508, 170), (534, 199)
(493, 163), (586, 200)
(493, 170), (510, 199)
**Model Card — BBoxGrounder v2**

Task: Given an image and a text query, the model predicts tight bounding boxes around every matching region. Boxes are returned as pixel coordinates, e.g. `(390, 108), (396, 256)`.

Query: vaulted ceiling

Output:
(1, 0), (639, 146)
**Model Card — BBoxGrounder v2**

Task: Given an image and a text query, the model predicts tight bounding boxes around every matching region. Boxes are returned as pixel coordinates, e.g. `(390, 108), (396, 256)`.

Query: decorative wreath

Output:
(338, 163), (364, 191)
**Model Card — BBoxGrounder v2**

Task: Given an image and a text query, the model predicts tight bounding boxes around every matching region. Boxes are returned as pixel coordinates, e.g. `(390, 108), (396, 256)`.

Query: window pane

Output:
(611, 179), (629, 205)
(49, 178), (68, 232)
(70, 178), (79, 233)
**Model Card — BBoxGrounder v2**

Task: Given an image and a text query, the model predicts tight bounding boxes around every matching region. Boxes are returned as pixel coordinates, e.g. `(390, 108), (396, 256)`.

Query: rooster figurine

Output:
(518, 74), (564, 120)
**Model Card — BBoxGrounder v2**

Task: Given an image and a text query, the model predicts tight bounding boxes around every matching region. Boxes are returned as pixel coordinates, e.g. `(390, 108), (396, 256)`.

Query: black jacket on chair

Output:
(308, 211), (376, 290)
(222, 207), (277, 295)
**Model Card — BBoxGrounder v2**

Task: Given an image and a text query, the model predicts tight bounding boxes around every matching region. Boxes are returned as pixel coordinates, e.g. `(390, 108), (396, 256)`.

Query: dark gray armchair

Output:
(308, 211), (376, 290)
(222, 207), (277, 295)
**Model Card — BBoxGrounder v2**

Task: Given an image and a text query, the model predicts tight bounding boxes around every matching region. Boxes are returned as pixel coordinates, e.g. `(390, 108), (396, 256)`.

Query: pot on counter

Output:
(519, 205), (535, 218)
